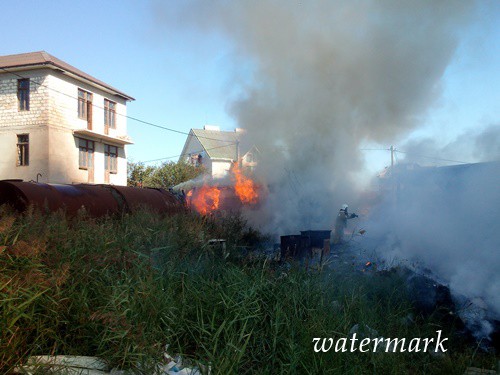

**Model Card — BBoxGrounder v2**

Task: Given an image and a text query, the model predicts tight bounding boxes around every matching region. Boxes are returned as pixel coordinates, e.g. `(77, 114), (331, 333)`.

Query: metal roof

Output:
(0, 51), (134, 101)
(191, 129), (242, 160)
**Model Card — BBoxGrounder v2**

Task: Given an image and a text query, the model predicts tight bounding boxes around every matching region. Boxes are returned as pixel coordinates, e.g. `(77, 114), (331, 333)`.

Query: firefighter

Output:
(333, 204), (358, 244)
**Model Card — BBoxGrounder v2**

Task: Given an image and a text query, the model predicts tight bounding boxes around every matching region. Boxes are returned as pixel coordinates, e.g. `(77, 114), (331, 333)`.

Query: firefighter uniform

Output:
(333, 205), (357, 244)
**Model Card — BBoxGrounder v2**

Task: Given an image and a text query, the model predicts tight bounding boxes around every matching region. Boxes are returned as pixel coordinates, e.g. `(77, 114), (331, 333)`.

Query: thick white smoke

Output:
(379, 126), (500, 328)
(156, 0), (475, 233)
(364, 161), (500, 326)
(365, 123), (500, 330)
(155, 0), (500, 333)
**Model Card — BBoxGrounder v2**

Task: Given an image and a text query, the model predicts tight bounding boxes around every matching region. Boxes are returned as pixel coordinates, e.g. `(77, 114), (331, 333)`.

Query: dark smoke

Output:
(155, 0), (475, 232)
(154, 0), (500, 339)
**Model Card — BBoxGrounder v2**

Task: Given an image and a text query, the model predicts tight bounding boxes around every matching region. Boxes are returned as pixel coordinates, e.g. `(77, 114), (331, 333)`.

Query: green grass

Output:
(0, 206), (497, 374)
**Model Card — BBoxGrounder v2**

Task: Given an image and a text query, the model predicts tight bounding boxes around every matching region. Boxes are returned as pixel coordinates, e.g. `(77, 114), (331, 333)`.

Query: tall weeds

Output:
(0, 207), (496, 374)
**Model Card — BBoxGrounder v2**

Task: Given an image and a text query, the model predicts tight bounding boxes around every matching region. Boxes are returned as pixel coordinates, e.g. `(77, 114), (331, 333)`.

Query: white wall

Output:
(45, 72), (129, 185)
(0, 68), (130, 185)
(211, 160), (232, 178)
(181, 134), (237, 178)
(46, 72), (128, 136)
(182, 135), (213, 175)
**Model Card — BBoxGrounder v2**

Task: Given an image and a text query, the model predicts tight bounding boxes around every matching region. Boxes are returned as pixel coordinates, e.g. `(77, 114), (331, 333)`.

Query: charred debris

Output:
(279, 228), (500, 353)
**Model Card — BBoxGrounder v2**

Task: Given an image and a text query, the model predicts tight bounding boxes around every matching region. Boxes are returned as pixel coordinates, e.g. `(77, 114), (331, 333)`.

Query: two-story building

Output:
(0, 51), (134, 185)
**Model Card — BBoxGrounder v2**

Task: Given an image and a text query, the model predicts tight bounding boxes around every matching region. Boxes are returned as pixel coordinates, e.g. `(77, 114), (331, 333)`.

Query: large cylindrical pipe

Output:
(0, 180), (184, 217)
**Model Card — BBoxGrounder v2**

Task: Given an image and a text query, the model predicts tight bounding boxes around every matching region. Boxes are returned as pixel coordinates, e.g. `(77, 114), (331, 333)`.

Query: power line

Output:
(395, 150), (470, 165)
(6, 66), (472, 168)
(0, 67), (234, 144)
(139, 142), (239, 164)
(143, 144), (473, 167)
(361, 147), (472, 165)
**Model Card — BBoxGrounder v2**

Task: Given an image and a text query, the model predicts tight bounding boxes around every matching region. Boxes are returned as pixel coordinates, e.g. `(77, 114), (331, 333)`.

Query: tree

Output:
(127, 161), (205, 188)
(127, 162), (156, 187)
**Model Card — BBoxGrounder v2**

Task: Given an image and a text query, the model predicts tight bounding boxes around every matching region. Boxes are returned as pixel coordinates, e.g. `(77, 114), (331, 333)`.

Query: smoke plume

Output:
(365, 123), (500, 329)
(365, 161), (500, 330)
(156, 0), (475, 232)
(400, 123), (500, 165)
(155, 1), (500, 335)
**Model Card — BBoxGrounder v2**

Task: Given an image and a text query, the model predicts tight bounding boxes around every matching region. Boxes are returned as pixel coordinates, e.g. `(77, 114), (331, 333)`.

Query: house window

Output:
(78, 138), (94, 169)
(189, 153), (203, 167)
(18, 79), (30, 111)
(104, 144), (118, 173)
(104, 99), (116, 129)
(17, 134), (29, 166)
(78, 89), (93, 129)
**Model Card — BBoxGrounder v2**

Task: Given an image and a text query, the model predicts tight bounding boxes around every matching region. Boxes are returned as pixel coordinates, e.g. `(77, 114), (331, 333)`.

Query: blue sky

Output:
(404, 1), (500, 141)
(1, 0), (498, 171)
(0, 0), (239, 164)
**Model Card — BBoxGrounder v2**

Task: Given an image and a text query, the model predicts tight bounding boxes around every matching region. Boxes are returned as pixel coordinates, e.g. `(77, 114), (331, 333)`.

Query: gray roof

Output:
(191, 129), (243, 160)
(0, 51), (134, 100)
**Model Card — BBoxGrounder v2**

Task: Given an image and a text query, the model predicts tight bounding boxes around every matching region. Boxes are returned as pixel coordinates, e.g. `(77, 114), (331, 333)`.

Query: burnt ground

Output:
(312, 237), (500, 354)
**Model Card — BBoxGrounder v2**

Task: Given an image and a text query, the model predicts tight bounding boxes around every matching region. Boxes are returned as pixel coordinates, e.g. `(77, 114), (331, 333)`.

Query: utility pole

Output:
(390, 145), (394, 170)
(236, 140), (240, 164)
(390, 145), (397, 206)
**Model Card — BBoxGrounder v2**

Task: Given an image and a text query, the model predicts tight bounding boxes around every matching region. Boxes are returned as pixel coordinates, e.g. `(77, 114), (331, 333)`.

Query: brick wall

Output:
(0, 70), (49, 130)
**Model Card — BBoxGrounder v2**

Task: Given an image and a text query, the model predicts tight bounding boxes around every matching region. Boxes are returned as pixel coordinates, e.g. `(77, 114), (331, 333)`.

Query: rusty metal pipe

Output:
(0, 180), (184, 217)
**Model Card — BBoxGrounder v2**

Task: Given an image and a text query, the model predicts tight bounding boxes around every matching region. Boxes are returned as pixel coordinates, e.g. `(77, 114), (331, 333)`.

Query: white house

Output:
(179, 125), (257, 178)
(0, 51), (134, 185)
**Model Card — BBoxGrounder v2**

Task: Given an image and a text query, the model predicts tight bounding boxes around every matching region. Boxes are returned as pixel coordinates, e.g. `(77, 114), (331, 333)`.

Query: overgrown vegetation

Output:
(127, 160), (205, 188)
(0, 207), (497, 374)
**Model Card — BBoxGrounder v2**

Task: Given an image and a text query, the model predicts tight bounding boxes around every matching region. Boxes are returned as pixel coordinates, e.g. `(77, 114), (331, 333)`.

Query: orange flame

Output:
(232, 163), (259, 204)
(187, 185), (221, 215)
(186, 164), (261, 214)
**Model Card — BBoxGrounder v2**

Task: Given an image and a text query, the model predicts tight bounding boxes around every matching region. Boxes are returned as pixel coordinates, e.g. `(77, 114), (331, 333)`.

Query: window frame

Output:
(17, 79), (30, 111)
(104, 99), (117, 130)
(78, 138), (94, 170)
(104, 144), (118, 174)
(16, 134), (29, 166)
(78, 89), (93, 129)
